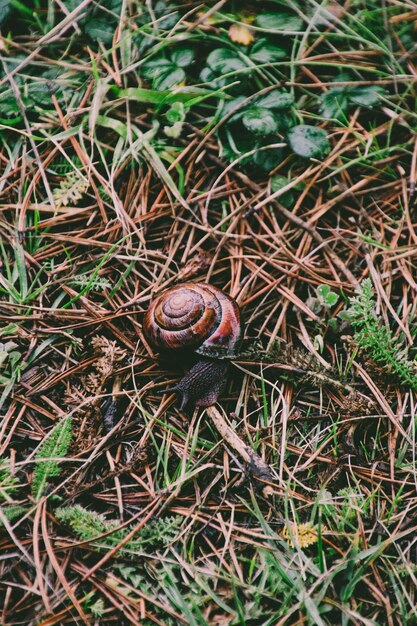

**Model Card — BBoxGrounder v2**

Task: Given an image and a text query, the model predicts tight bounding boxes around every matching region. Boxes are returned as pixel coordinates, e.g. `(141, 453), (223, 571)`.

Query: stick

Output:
(206, 406), (275, 483)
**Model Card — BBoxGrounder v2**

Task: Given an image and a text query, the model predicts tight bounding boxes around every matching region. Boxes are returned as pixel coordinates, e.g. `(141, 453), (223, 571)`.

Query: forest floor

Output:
(1, 1), (417, 625)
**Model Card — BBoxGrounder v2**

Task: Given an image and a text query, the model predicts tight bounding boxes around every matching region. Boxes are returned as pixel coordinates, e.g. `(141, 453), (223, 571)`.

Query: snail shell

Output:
(143, 282), (242, 359)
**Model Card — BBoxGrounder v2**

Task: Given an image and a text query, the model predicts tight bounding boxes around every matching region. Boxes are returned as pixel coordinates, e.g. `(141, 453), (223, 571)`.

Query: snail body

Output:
(143, 283), (242, 409)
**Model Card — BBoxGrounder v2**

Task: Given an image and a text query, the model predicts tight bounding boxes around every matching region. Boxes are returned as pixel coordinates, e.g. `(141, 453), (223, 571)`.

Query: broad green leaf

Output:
(222, 96), (247, 119)
(0, 0), (11, 25)
(141, 58), (174, 80)
(206, 48), (247, 73)
(84, 17), (117, 44)
(155, 67), (185, 91)
(275, 111), (296, 132)
(256, 12), (303, 32)
(287, 125), (330, 159)
(250, 41), (287, 63)
(171, 48), (194, 67)
(317, 284), (331, 298)
(153, 0), (180, 29)
(200, 67), (216, 82)
(242, 107), (278, 136)
(222, 128), (255, 161)
(255, 89), (294, 110)
(270, 175), (295, 208)
(319, 87), (349, 119)
(348, 85), (384, 107)
(253, 145), (283, 170)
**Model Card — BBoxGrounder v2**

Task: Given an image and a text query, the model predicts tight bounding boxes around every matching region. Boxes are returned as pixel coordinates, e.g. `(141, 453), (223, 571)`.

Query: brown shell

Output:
(142, 282), (242, 357)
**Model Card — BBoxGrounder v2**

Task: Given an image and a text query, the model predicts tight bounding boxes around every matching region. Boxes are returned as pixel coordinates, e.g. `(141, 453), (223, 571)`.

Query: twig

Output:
(206, 406), (275, 483)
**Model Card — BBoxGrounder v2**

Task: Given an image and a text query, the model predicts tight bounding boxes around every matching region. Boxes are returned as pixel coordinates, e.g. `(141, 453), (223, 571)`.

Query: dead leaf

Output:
(177, 252), (213, 281)
(228, 24), (254, 46)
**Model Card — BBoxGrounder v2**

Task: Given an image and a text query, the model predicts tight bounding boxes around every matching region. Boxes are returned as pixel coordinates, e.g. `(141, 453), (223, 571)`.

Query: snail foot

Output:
(168, 358), (230, 410)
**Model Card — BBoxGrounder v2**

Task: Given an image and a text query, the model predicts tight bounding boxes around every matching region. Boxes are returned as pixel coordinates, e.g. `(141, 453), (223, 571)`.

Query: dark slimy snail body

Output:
(143, 283), (242, 409)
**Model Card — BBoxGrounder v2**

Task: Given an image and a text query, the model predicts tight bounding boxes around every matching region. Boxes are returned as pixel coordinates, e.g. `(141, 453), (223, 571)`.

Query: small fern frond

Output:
(53, 173), (88, 208)
(69, 273), (111, 291)
(51, 156), (82, 174)
(346, 279), (417, 389)
(32, 417), (72, 500)
(0, 505), (27, 525)
(0, 460), (20, 503)
(56, 504), (182, 556)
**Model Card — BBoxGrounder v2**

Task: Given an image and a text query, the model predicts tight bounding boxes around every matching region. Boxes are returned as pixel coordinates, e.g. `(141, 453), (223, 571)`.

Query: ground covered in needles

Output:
(1, 1), (417, 624)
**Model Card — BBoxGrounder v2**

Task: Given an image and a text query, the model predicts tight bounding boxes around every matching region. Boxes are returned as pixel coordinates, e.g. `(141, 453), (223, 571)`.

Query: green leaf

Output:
(165, 101), (185, 124)
(153, 0), (179, 29)
(317, 284), (331, 298)
(170, 47), (194, 67)
(141, 58), (174, 80)
(199, 66), (223, 87)
(270, 175), (295, 208)
(206, 48), (247, 74)
(242, 107), (277, 136)
(275, 112), (296, 133)
(250, 40), (287, 63)
(0, 505), (27, 525)
(255, 89), (294, 110)
(223, 127), (255, 160)
(253, 145), (283, 171)
(84, 17), (117, 44)
(56, 504), (183, 555)
(326, 292), (339, 306)
(222, 96), (247, 120)
(32, 418), (72, 500)
(319, 88), (349, 120)
(317, 284), (339, 307)
(155, 67), (185, 90)
(348, 86), (384, 107)
(0, 0), (11, 25)
(256, 12), (303, 32)
(287, 125), (330, 159)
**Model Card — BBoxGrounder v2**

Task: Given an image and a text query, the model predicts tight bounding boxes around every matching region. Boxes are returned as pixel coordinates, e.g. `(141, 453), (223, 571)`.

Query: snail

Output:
(143, 282), (242, 409)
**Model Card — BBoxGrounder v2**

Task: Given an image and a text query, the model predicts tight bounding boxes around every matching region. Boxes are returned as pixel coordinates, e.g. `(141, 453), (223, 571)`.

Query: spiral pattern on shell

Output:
(142, 282), (242, 357)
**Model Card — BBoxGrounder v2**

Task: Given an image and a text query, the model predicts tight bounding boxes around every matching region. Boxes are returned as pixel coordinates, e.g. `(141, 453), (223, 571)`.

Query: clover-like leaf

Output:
(84, 16), (117, 44)
(221, 96), (247, 121)
(256, 12), (303, 32)
(287, 125), (330, 159)
(255, 89), (294, 110)
(0, 0), (11, 25)
(155, 67), (185, 90)
(141, 58), (174, 80)
(253, 145), (283, 170)
(270, 175), (295, 208)
(206, 48), (247, 74)
(250, 41), (287, 63)
(242, 107), (278, 136)
(348, 85), (384, 107)
(171, 48), (195, 68)
(319, 88), (349, 120)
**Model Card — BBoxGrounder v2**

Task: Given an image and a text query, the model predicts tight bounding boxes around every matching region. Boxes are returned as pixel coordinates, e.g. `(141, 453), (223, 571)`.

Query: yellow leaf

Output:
(228, 24), (254, 46)
(281, 522), (324, 548)
(238, 10), (256, 25)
